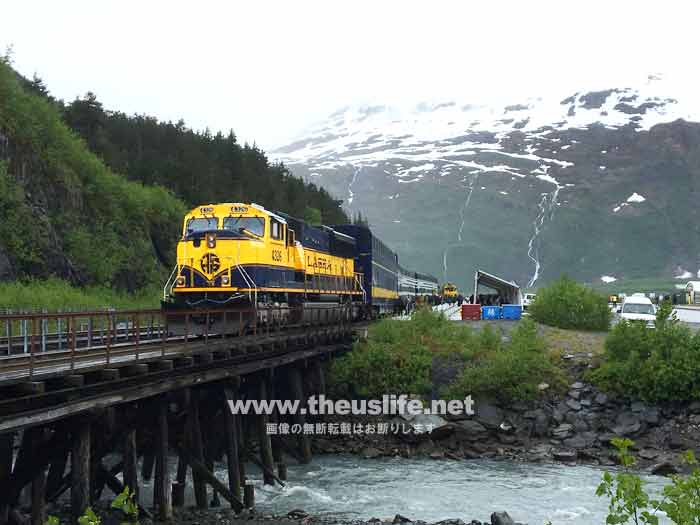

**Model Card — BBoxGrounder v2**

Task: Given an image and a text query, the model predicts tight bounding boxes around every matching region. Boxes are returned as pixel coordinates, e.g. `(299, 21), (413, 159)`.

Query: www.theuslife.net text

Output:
(225, 394), (475, 417)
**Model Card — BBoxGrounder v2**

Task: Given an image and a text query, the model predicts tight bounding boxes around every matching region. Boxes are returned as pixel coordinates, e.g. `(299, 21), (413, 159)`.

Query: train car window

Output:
(271, 219), (282, 240)
(287, 229), (296, 246)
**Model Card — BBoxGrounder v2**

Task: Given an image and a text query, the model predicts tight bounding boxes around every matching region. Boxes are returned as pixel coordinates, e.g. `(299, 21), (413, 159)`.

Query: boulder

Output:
(523, 410), (538, 419)
(476, 403), (505, 431)
(430, 422), (456, 441)
(405, 414), (450, 435)
(393, 515), (412, 524)
(563, 435), (590, 449)
(490, 512), (515, 525)
(667, 432), (684, 450)
(552, 409), (566, 424)
(552, 449), (577, 462)
(571, 381), (585, 390)
(652, 462), (679, 476)
(566, 399), (582, 411)
(689, 400), (700, 414)
(573, 418), (589, 433)
(568, 390), (581, 400)
(287, 510), (309, 520)
(612, 412), (642, 436)
(454, 420), (489, 441)
(594, 392), (609, 405)
(551, 423), (574, 439)
(631, 401), (647, 413)
(533, 412), (550, 438)
(567, 431), (597, 448)
(641, 408), (660, 426)
(498, 434), (517, 445)
(638, 448), (660, 460)
(361, 447), (383, 459)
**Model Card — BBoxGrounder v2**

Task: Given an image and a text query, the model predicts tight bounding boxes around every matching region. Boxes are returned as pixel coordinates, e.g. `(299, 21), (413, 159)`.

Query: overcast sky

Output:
(2, 0), (699, 150)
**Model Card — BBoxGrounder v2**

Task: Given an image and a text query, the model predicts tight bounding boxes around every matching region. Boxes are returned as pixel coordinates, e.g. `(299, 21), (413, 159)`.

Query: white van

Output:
(523, 293), (536, 310)
(618, 293), (656, 326)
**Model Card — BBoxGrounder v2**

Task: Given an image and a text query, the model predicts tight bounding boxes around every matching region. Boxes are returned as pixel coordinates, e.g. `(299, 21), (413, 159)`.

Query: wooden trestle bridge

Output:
(0, 305), (363, 525)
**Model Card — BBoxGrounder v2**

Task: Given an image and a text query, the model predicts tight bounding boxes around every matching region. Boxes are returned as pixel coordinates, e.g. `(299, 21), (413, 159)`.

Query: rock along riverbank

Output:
(310, 381), (700, 476)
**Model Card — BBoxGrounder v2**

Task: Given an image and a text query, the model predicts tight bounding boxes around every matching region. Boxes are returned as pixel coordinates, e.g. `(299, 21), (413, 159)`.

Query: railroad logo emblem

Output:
(200, 253), (221, 274)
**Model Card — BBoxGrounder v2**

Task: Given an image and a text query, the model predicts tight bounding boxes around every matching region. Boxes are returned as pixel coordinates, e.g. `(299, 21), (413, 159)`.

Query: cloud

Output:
(1, 0), (698, 149)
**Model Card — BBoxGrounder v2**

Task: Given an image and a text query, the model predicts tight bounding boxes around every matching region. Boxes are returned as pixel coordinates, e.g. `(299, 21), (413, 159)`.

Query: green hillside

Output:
(0, 58), (185, 292)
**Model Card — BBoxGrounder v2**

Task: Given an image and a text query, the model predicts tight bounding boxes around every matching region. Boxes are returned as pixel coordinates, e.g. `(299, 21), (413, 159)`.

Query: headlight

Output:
(207, 234), (216, 248)
(221, 276), (230, 286)
(176, 276), (186, 287)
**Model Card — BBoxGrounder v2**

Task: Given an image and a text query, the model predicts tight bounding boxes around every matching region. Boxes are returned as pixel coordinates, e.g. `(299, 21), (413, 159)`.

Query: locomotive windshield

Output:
(223, 217), (265, 237)
(185, 217), (218, 236)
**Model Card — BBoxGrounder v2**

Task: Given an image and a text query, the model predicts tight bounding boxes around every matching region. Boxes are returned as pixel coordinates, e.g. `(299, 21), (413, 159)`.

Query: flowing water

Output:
(140, 456), (669, 525)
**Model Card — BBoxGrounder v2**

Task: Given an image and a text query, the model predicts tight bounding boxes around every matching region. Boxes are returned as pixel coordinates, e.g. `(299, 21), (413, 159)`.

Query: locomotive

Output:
(441, 282), (459, 303)
(163, 202), (438, 326)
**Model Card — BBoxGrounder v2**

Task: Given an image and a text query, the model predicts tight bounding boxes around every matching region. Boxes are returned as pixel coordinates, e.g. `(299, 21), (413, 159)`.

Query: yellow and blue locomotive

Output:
(164, 202), (363, 308)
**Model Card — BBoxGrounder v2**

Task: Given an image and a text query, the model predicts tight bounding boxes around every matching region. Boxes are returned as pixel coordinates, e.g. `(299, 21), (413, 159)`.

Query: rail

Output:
(0, 304), (354, 384)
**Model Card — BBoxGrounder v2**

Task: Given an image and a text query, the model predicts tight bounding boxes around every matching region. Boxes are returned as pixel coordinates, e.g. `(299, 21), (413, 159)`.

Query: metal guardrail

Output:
(0, 305), (353, 383)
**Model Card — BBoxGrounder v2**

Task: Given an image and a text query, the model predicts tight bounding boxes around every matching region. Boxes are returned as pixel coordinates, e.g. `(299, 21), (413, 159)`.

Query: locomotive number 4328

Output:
(271, 249), (283, 262)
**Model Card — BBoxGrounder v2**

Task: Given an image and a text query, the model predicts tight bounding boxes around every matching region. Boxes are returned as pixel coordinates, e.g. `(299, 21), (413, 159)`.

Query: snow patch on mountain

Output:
(627, 192), (646, 203)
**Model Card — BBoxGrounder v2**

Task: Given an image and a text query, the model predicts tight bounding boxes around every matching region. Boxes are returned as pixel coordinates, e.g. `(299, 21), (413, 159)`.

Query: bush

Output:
(589, 301), (700, 402)
(329, 309), (448, 398)
(443, 318), (565, 402)
(329, 310), (564, 403)
(529, 275), (612, 331)
(597, 438), (700, 525)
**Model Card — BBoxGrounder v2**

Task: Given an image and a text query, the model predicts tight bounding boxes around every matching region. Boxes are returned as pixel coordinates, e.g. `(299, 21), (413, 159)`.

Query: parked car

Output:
(618, 293), (657, 327)
(523, 293), (536, 310)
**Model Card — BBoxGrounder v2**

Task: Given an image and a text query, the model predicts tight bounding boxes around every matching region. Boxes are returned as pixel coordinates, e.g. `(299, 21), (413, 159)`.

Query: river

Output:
(139, 456), (670, 525)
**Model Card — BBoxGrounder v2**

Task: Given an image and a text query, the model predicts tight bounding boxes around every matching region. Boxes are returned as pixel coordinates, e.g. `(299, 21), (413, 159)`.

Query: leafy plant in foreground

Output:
(111, 486), (139, 525)
(597, 437), (700, 525)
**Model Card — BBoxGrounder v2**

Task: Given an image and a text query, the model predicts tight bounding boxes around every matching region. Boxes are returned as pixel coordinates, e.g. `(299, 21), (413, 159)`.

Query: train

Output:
(441, 282), (459, 303)
(162, 203), (439, 329)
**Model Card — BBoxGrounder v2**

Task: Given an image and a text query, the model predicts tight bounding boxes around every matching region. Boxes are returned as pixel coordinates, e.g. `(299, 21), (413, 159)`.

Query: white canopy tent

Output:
(472, 269), (522, 306)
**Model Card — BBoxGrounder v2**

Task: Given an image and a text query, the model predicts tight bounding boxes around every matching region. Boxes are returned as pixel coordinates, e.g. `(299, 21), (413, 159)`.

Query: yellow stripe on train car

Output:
(372, 286), (399, 299)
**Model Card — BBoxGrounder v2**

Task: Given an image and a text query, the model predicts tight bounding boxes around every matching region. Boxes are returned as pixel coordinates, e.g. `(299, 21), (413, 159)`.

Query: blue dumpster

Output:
(502, 304), (522, 320)
(481, 306), (501, 320)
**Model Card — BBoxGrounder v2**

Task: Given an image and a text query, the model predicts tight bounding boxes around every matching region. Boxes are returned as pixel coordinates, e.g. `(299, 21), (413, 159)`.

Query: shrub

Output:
(589, 301), (700, 402)
(597, 438), (700, 525)
(529, 275), (612, 331)
(443, 318), (565, 402)
(330, 311), (564, 403)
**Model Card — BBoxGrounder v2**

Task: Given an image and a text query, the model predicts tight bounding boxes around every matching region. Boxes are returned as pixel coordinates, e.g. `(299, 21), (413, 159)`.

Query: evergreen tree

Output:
(58, 91), (349, 225)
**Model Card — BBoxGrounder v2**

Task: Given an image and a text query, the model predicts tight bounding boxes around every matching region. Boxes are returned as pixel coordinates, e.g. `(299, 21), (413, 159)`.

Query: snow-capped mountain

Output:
(275, 76), (700, 291)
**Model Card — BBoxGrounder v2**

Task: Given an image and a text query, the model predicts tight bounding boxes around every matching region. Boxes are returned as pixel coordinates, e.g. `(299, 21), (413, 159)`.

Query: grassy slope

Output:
(0, 278), (159, 311)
